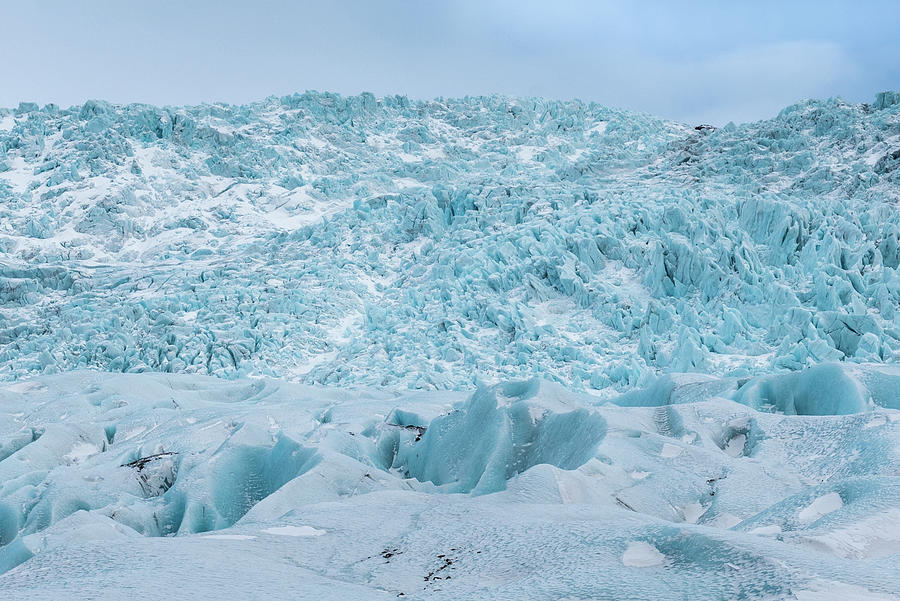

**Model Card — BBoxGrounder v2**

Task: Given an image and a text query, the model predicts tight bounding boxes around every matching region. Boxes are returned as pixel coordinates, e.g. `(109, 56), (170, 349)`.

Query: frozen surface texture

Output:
(2, 92), (900, 598)
(0, 369), (898, 599)
(1, 93), (900, 391)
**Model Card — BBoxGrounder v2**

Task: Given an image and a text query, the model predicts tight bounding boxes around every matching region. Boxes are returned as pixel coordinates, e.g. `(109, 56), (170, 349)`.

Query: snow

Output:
(681, 501), (707, 524)
(3, 381), (47, 393)
(723, 433), (747, 457)
(621, 541), (666, 567)
(749, 525), (782, 536)
(262, 525), (326, 537)
(586, 121), (608, 136)
(802, 508), (900, 559)
(798, 492), (844, 523)
(0, 369), (897, 598)
(62, 441), (100, 464)
(660, 442), (683, 458)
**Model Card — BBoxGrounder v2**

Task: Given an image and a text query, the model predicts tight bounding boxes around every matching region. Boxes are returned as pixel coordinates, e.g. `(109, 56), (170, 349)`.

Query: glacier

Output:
(1, 91), (899, 390)
(1, 368), (899, 599)
(0, 91), (899, 599)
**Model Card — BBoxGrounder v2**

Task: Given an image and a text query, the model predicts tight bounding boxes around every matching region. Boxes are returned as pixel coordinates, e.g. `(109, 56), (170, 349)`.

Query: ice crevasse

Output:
(0, 91), (898, 391)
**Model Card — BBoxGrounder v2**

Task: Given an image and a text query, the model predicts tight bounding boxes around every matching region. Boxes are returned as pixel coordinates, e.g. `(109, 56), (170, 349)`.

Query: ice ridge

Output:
(0, 92), (899, 395)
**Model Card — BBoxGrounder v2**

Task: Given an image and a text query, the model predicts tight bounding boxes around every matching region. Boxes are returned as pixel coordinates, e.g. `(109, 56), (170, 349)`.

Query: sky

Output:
(1, 1), (897, 125)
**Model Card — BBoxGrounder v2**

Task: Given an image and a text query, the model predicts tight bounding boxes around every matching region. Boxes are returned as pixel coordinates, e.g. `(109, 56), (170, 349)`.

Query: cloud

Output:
(675, 40), (860, 123)
(502, 39), (858, 125)
(0, 1), (881, 125)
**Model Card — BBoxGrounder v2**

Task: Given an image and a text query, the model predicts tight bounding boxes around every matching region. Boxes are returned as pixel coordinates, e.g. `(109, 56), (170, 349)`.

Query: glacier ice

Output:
(0, 92), (899, 392)
(1, 91), (900, 599)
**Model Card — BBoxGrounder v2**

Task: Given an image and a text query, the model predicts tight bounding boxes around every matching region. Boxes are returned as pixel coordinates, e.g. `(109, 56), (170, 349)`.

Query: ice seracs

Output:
(0, 92), (899, 394)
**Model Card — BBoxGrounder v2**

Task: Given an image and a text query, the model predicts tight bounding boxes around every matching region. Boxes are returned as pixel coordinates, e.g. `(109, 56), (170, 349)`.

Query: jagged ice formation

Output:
(1, 91), (899, 392)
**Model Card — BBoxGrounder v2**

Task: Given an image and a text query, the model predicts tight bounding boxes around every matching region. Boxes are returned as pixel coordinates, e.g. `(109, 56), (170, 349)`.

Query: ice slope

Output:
(0, 367), (899, 599)
(1, 92), (900, 391)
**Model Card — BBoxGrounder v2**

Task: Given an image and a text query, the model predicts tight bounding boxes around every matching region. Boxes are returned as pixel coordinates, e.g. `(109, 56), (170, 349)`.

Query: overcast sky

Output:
(2, 1), (897, 124)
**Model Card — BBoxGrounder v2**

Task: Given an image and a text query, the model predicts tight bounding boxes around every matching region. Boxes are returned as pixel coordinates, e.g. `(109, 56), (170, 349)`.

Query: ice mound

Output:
(0, 92), (899, 393)
(734, 362), (900, 414)
(394, 380), (606, 494)
(0, 369), (898, 598)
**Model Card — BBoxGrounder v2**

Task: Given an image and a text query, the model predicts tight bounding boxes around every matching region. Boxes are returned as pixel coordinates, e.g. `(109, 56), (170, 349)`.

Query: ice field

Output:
(1, 368), (899, 599)
(1, 91), (900, 598)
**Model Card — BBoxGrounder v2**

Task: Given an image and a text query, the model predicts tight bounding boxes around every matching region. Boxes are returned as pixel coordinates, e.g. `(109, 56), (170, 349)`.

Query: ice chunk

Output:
(798, 492), (843, 524)
(734, 363), (869, 415)
(394, 380), (606, 494)
(660, 443), (683, 458)
(621, 541), (667, 567)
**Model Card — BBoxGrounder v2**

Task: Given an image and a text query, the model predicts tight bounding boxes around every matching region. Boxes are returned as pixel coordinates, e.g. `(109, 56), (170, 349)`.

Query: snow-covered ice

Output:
(798, 492), (844, 524)
(262, 525), (326, 537)
(0, 91), (899, 599)
(0, 92), (899, 393)
(621, 541), (667, 567)
(0, 368), (897, 599)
